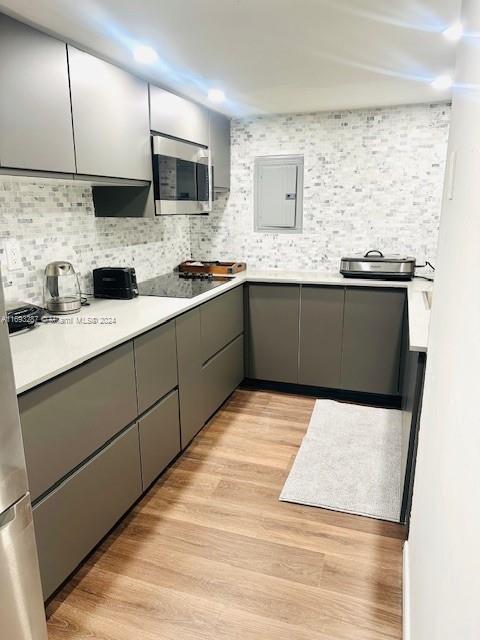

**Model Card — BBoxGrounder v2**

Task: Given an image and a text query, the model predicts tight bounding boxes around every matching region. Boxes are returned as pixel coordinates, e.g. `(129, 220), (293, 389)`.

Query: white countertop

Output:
(10, 269), (432, 394)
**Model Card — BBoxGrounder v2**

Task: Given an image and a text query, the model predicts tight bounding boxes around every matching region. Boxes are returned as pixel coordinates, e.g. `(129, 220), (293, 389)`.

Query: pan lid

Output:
(341, 250), (416, 263)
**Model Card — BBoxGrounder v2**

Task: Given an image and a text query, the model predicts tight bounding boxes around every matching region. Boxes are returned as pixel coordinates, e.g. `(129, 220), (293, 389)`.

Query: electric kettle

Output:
(43, 261), (81, 314)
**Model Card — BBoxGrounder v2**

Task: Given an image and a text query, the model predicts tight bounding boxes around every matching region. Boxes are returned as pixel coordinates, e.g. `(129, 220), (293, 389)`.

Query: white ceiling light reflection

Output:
(208, 89), (226, 103)
(431, 75), (453, 90)
(443, 22), (464, 42)
(133, 45), (159, 64)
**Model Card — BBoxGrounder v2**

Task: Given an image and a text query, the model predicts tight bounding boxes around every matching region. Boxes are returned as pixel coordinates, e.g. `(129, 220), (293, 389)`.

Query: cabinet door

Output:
(299, 286), (345, 388)
(209, 110), (231, 190)
(200, 286), (244, 363)
(149, 85), (209, 146)
(247, 285), (300, 383)
(0, 14), (75, 172)
(341, 288), (406, 395)
(33, 424), (142, 600)
(68, 46), (151, 180)
(203, 335), (244, 422)
(18, 342), (138, 502)
(176, 309), (205, 448)
(134, 321), (178, 414)
(138, 390), (180, 490)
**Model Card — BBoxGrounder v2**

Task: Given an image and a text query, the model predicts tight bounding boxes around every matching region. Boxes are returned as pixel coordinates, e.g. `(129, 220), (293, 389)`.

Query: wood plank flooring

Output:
(46, 389), (405, 640)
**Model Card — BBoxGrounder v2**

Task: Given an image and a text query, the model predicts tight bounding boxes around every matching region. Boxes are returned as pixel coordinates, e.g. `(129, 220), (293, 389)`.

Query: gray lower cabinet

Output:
(134, 321), (178, 414)
(176, 309), (205, 448)
(200, 286), (244, 363)
(33, 424), (142, 600)
(138, 390), (181, 490)
(203, 335), (244, 421)
(247, 284), (300, 383)
(0, 13), (75, 173)
(149, 85), (209, 147)
(18, 342), (137, 502)
(209, 110), (231, 191)
(68, 46), (151, 180)
(341, 288), (406, 395)
(299, 286), (345, 388)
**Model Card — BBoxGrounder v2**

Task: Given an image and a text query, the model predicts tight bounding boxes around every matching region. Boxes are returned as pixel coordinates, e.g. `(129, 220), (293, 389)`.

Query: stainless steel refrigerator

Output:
(0, 272), (48, 639)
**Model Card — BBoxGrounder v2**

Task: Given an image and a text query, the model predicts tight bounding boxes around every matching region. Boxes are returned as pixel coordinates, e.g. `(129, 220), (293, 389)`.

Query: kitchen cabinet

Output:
(200, 286), (243, 363)
(68, 46), (151, 180)
(299, 286), (345, 388)
(134, 321), (178, 414)
(138, 390), (181, 490)
(0, 13), (75, 173)
(149, 85), (209, 147)
(341, 288), (406, 395)
(209, 110), (231, 190)
(247, 284), (300, 383)
(176, 308), (205, 447)
(33, 424), (142, 600)
(18, 342), (137, 502)
(400, 341), (427, 524)
(203, 335), (244, 421)
(176, 287), (245, 448)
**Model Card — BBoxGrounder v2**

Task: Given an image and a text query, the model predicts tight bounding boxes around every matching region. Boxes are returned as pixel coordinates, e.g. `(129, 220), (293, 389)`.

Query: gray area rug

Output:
(280, 400), (402, 522)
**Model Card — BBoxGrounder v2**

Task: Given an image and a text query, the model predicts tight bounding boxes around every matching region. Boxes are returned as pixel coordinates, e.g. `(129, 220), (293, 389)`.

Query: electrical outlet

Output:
(4, 239), (21, 271)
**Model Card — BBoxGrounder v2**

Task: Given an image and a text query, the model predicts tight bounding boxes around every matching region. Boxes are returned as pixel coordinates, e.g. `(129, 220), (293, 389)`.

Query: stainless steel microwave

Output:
(152, 135), (212, 215)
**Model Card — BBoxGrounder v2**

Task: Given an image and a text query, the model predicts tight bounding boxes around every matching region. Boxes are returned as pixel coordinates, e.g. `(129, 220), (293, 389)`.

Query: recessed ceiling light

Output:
(208, 89), (226, 103)
(431, 75), (453, 91)
(443, 22), (464, 42)
(133, 45), (158, 64)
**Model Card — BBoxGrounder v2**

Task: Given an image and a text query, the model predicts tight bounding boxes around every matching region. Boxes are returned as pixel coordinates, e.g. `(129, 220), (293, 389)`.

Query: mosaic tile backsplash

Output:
(0, 181), (191, 304)
(0, 102), (449, 305)
(190, 103), (450, 271)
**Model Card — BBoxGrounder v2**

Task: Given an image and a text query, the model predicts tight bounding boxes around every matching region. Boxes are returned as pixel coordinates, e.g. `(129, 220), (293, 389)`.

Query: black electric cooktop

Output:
(138, 272), (231, 299)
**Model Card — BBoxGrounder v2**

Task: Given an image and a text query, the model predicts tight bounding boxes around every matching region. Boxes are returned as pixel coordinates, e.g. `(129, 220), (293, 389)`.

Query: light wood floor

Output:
(47, 389), (405, 640)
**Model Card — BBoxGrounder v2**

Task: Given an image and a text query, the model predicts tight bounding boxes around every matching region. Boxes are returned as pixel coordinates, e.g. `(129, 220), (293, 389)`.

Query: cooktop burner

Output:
(138, 272), (231, 299)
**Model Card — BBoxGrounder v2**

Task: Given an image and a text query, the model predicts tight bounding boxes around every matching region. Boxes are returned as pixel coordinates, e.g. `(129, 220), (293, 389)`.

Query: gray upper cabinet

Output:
(341, 287), (406, 395)
(0, 14), (75, 173)
(149, 85), (209, 146)
(299, 286), (345, 388)
(209, 110), (231, 190)
(68, 46), (151, 180)
(247, 284), (300, 384)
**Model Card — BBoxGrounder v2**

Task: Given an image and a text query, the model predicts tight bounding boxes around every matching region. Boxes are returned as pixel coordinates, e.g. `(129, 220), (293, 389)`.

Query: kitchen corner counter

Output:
(10, 269), (432, 394)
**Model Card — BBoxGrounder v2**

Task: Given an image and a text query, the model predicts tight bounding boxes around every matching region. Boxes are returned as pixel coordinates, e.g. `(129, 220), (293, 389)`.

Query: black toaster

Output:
(93, 267), (138, 299)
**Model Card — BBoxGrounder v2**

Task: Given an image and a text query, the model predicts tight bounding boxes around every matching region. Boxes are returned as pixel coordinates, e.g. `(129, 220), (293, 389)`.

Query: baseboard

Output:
(403, 541), (411, 640)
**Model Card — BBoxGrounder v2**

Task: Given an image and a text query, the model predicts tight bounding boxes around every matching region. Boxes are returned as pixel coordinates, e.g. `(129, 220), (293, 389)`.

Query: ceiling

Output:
(0, 0), (461, 116)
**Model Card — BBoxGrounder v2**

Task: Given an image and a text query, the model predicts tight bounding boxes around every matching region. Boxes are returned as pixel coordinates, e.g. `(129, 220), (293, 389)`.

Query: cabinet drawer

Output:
(134, 321), (178, 413)
(203, 335), (244, 422)
(138, 390), (180, 490)
(33, 424), (142, 600)
(19, 342), (137, 502)
(201, 286), (244, 363)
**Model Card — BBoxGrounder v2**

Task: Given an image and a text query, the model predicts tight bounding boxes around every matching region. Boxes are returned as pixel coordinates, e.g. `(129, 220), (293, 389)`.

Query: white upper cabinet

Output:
(0, 14), (75, 173)
(209, 110), (231, 191)
(149, 86), (209, 147)
(68, 47), (151, 180)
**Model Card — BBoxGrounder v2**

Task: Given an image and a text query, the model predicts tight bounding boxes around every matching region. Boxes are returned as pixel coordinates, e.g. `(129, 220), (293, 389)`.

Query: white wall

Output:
(406, 1), (480, 638)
